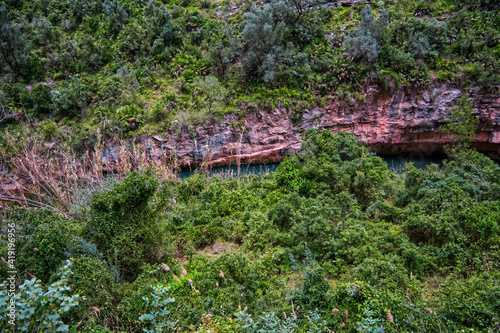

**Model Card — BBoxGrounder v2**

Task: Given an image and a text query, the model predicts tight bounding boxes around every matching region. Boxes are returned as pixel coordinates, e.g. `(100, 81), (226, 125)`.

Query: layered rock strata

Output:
(104, 84), (500, 168)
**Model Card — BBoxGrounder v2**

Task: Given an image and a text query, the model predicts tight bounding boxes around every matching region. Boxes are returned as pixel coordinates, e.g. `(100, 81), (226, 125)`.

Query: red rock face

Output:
(105, 84), (500, 168)
(316, 85), (500, 157)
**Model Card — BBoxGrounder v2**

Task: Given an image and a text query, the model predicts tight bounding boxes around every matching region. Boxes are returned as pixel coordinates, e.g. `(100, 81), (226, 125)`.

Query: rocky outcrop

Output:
(104, 84), (500, 168)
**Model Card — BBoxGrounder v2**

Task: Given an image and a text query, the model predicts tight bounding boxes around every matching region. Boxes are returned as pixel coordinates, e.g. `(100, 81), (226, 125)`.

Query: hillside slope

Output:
(1, 0), (499, 161)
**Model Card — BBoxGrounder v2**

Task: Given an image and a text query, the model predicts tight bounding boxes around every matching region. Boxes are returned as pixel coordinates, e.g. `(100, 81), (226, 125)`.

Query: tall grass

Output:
(0, 126), (176, 215)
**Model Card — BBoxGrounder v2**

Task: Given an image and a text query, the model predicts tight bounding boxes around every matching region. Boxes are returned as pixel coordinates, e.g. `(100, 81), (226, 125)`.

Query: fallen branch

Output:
(0, 103), (22, 124)
(0, 112), (22, 124)
(0, 195), (68, 218)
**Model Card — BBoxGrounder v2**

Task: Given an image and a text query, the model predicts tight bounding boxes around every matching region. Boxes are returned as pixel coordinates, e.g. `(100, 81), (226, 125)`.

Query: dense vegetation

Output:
(1, 0), (500, 331)
(1, 129), (500, 332)
(0, 0), (499, 148)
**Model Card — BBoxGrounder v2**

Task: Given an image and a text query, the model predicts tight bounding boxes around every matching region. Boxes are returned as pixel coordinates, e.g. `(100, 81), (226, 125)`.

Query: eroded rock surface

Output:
(105, 84), (500, 168)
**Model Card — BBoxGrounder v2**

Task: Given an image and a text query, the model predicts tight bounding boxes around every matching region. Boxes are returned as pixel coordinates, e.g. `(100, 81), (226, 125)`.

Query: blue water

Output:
(381, 152), (447, 173)
(177, 152), (451, 179)
(177, 150), (500, 179)
(178, 163), (280, 180)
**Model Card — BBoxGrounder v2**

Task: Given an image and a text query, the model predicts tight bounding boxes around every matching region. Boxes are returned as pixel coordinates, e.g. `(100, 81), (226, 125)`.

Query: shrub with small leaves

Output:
(0, 261), (80, 333)
(138, 285), (176, 333)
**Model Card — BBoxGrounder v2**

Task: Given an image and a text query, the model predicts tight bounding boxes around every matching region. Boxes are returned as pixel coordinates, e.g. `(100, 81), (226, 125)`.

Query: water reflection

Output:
(178, 152), (451, 179)
(178, 151), (500, 179)
(381, 152), (447, 173)
(178, 163), (280, 180)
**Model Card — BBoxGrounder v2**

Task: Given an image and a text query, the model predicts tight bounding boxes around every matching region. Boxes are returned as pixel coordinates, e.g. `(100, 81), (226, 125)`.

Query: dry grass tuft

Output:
(1, 126), (176, 215)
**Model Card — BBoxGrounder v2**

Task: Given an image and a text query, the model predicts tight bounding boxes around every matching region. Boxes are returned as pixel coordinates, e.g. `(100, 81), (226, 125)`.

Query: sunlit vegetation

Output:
(1, 130), (499, 332)
(0, 0), (498, 147)
(1, 0), (499, 331)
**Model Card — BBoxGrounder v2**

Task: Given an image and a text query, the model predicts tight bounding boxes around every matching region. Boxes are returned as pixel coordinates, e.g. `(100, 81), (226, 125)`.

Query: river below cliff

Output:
(178, 152), (450, 179)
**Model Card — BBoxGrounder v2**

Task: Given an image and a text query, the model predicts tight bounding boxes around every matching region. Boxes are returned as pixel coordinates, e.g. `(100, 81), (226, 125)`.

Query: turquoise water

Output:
(178, 163), (280, 180)
(381, 152), (447, 173)
(177, 152), (500, 179)
(177, 152), (449, 179)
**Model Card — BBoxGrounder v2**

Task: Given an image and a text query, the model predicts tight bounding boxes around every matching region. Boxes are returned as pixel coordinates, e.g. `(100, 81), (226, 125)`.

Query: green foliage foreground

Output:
(1, 130), (500, 332)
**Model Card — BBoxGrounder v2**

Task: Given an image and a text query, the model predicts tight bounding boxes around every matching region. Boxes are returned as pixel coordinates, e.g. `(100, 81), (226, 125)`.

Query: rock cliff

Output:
(104, 84), (500, 168)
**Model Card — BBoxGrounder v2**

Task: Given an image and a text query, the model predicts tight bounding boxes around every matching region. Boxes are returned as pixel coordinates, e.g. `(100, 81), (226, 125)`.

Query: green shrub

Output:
(275, 130), (387, 207)
(67, 257), (116, 319)
(441, 94), (479, 150)
(240, 4), (286, 83)
(52, 77), (88, 118)
(436, 70), (456, 82)
(344, 5), (388, 64)
(2, 209), (72, 283)
(353, 257), (419, 293)
(0, 261), (80, 333)
(293, 260), (330, 312)
(82, 170), (165, 281)
(138, 285), (176, 333)
(0, 6), (30, 76)
(438, 271), (500, 329)
(30, 84), (53, 117)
